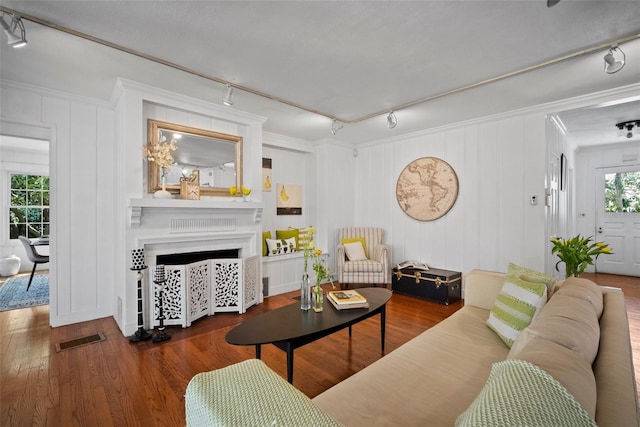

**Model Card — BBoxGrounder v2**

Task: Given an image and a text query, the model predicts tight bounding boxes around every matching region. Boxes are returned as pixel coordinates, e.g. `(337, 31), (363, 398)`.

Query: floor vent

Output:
(55, 332), (106, 352)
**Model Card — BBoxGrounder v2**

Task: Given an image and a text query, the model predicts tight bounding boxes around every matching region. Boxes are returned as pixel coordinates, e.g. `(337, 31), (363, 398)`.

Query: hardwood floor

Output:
(1, 275), (638, 426)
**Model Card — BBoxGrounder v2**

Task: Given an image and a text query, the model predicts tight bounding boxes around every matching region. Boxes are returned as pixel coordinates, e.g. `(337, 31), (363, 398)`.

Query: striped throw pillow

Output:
(487, 274), (547, 348)
(290, 226), (313, 251)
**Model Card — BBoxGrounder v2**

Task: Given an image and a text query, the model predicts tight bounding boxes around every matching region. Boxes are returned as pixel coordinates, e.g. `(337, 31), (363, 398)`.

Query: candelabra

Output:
(129, 248), (152, 342)
(152, 264), (171, 342)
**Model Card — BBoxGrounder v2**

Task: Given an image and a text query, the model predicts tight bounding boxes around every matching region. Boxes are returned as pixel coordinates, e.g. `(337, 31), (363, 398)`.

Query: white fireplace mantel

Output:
(128, 198), (263, 227)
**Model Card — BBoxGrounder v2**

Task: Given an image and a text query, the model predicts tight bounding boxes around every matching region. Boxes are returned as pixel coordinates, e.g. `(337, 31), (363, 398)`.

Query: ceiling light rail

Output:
(2, 5), (638, 131)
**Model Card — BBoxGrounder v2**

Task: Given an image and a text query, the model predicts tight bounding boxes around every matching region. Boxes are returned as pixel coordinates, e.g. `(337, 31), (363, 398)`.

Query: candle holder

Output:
(129, 249), (152, 342)
(152, 264), (171, 343)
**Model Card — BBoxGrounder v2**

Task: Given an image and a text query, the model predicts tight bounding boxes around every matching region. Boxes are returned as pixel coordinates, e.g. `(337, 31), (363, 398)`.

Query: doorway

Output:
(594, 166), (640, 276)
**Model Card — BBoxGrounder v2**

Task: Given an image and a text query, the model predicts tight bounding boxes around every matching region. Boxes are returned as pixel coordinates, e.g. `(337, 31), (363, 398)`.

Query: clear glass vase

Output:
(300, 273), (311, 310)
(312, 284), (323, 312)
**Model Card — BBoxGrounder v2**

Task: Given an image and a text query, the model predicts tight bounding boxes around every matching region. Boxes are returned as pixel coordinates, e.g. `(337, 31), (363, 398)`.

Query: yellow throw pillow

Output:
(262, 231), (272, 257)
(289, 226), (312, 251)
(276, 229), (299, 249)
(341, 237), (367, 254)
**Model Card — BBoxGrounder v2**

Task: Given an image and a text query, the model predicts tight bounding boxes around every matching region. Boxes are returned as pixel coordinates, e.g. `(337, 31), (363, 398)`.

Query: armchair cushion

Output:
(344, 241), (367, 261)
(340, 237), (367, 254)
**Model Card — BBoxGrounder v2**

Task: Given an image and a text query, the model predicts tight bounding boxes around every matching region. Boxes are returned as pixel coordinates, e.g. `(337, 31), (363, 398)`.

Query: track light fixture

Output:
(222, 84), (234, 106)
(331, 119), (344, 135)
(0, 12), (27, 48)
(616, 120), (640, 139)
(604, 45), (625, 74)
(387, 111), (397, 129)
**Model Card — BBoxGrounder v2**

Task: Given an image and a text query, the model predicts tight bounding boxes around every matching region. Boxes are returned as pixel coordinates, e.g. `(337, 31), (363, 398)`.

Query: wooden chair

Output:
(18, 236), (49, 291)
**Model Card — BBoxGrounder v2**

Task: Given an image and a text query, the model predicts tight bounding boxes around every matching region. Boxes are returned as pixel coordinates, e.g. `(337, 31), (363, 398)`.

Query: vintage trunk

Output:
(392, 267), (462, 305)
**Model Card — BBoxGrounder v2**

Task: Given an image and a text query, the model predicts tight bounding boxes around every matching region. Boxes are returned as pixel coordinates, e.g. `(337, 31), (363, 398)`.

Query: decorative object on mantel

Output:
(144, 129), (177, 199)
(152, 264), (171, 342)
(229, 185), (251, 201)
(277, 183), (302, 215)
(300, 226), (317, 310)
(180, 170), (200, 200)
(396, 157), (459, 221)
(128, 248), (151, 342)
(550, 235), (613, 278)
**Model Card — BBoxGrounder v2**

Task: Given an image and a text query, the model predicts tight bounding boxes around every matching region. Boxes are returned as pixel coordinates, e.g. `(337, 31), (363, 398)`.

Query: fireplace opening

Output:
(156, 249), (240, 265)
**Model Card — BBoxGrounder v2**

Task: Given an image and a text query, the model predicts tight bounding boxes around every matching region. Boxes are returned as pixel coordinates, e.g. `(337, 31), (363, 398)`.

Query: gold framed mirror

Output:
(146, 119), (243, 197)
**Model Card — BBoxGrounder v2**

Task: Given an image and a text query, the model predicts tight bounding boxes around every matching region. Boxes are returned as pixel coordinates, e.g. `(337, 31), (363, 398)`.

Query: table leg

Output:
(255, 344), (261, 359)
(348, 325), (352, 337)
(286, 342), (294, 383)
(380, 305), (386, 353)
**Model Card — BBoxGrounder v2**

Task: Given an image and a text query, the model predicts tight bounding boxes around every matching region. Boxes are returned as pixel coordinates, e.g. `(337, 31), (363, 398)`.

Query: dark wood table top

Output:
(226, 287), (392, 346)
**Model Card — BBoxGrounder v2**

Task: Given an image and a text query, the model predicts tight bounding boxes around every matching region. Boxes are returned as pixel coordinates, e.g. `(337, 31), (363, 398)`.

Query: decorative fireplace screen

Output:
(151, 256), (259, 328)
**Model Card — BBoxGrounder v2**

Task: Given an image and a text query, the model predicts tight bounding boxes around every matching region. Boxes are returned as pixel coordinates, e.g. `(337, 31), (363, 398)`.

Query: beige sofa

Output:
(186, 269), (638, 426)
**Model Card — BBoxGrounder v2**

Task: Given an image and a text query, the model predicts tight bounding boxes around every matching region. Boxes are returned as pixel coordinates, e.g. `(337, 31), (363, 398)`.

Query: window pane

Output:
(10, 223), (26, 239)
(43, 208), (50, 222)
(10, 207), (26, 223)
(27, 225), (42, 238)
(42, 224), (50, 237)
(27, 208), (42, 222)
(11, 190), (27, 206)
(28, 191), (43, 206)
(11, 174), (26, 190)
(605, 171), (640, 212)
(27, 175), (42, 189)
(42, 191), (50, 205)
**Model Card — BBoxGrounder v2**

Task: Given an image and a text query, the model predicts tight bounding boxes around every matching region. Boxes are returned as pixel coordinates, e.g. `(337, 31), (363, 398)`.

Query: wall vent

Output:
(170, 218), (235, 233)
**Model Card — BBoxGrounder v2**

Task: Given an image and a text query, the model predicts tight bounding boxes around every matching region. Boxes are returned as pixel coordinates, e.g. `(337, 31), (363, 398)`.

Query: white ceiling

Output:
(0, 1), (639, 146)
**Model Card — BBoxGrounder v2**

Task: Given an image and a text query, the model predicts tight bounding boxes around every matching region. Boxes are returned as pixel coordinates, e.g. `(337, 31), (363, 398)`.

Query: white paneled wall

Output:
(317, 113), (550, 277)
(1, 81), (115, 326)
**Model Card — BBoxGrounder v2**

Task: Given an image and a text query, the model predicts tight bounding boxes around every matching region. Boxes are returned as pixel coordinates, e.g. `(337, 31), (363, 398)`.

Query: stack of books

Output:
(327, 290), (369, 310)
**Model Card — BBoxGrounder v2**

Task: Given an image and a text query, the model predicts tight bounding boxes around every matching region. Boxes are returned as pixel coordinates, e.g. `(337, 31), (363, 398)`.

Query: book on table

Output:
(327, 290), (369, 310)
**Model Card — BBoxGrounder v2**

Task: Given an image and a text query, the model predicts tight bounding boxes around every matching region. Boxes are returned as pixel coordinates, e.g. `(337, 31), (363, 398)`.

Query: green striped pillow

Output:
(487, 274), (547, 347)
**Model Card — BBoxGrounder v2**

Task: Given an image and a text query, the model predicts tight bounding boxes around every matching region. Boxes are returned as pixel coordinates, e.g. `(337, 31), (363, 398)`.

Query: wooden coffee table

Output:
(225, 287), (392, 383)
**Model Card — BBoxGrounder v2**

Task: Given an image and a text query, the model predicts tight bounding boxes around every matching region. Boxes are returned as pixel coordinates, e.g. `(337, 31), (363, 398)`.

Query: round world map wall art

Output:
(396, 157), (459, 221)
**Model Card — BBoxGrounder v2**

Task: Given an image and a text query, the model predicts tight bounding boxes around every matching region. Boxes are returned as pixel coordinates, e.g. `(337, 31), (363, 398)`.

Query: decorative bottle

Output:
(300, 273), (311, 310)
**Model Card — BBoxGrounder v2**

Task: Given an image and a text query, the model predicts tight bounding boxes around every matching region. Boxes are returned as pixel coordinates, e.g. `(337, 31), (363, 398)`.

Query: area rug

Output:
(0, 274), (49, 311)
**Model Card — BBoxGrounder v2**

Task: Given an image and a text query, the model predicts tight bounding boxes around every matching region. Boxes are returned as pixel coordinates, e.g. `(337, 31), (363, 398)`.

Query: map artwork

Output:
(396, 157), (459, 221)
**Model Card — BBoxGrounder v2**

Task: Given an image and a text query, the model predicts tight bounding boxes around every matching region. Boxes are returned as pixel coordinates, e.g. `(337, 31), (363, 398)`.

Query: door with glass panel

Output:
(595, 167), (640, 276)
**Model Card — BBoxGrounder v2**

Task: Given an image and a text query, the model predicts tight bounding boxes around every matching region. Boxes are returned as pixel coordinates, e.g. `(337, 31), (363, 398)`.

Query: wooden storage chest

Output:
(392, 267), (462, 305)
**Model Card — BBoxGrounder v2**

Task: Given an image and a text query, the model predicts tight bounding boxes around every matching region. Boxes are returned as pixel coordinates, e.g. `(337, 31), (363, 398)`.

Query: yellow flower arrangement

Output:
(550, 234), (613, 278)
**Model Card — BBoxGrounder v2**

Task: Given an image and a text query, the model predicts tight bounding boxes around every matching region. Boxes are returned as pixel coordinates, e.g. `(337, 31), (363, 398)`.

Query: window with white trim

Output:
(9, 174), (50, 239)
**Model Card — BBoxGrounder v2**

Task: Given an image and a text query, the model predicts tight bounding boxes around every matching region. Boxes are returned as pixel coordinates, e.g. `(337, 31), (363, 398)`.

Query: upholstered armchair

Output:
(336, 227), (389, 288)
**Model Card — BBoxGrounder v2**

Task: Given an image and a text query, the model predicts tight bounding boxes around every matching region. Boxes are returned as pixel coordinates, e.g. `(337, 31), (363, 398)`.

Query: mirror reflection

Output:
(146, 119), (243, 197)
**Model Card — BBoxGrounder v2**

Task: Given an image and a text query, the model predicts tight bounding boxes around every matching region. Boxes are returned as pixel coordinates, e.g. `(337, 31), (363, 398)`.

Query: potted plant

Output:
(550, 234), (613, 278)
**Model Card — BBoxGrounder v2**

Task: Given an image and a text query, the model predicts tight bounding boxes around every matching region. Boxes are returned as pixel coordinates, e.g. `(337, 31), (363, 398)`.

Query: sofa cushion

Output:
(486, 273), (547, 347)
(508, 262), (557, 296)
(262, 231), (271, 256)
(510, 278), (601, 365)
(186, 359), (343, 426)
(266, 237), (297, 256)
(275, 228), (299, 248)
(289, 225), (313, 251)
(553, 276), (603, 318)
(507, 337), (597, 418)
(455, 359), (596, 427)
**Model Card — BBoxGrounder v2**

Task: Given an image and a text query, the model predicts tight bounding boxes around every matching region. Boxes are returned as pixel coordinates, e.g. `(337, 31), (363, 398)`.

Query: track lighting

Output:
(222, 84), (234, 106)
(387, 111), (397, 129)
(331, 119), (343, 135)
(604, 45), (625, 74)
(616, 120), (640, 139)
(0, 12), (27, 48)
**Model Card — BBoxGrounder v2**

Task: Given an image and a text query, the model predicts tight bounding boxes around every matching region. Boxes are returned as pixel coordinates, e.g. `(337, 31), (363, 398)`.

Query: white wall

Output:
(317, 114), (549, 276)
(1, 81), (116, 327)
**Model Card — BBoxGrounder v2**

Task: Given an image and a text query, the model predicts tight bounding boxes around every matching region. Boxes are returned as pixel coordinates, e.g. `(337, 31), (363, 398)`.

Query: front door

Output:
(594, 166), (640, 276)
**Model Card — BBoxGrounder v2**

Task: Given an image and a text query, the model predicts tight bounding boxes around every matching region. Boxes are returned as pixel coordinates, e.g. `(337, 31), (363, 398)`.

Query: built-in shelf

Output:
(128, 198), (263, 227)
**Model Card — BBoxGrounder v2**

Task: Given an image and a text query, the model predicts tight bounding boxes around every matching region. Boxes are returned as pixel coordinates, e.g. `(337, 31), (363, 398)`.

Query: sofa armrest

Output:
(464, 269), (505, 310)
(373, 244), (390, 283)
